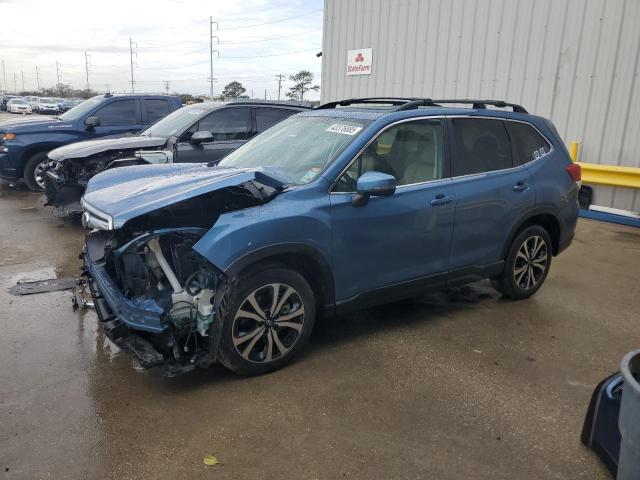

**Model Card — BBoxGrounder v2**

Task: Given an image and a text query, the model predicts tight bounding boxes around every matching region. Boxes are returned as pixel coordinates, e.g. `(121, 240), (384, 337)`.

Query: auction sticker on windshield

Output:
(326, 124), (363, 135)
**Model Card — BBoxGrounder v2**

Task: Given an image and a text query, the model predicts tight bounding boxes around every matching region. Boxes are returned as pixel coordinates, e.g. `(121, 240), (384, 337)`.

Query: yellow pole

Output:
(569, 141), (580, 162)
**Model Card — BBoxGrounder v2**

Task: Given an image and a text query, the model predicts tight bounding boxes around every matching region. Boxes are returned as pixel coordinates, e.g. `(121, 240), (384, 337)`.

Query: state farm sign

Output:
(346, 48), (372, 75)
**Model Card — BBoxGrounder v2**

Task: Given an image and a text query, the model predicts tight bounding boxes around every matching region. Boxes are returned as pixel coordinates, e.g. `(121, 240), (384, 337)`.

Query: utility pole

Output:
(55, 61), (62, 86)
(1, 60), (6, 93)
(129, 38), (137, 93)
(163, 80), (170, 95)
(35, 66), (40, 91)
(13, 73), (17, 94)
(209, 17), (218, 100)
(21, 70), (25, 92)
(105, 83), (111, 93)
(275, 74), (285, 100)
(264, 89), (267, 100)
(84, 51), (91, 90)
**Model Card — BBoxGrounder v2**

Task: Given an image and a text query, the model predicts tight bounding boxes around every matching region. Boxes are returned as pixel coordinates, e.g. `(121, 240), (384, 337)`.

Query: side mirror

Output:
(352, 171), (397, 207)
(84, 116), (100, 129)
(190, 130), (214, 144)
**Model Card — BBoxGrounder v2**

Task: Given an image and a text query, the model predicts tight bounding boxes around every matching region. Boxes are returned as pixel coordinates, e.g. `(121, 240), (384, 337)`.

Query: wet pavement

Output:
(0, 181), (638, 480)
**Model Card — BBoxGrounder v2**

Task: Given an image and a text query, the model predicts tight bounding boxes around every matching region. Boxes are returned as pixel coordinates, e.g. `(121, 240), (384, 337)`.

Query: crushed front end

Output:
(82, 227), (223, 375)
(44, 148), (172, 215)
(78, 172), (280, 375)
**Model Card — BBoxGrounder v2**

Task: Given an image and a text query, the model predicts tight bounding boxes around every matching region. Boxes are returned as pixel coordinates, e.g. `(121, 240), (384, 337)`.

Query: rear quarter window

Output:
(506, 121), (552, 165)
(144, 99), (171, 124)
(451, 118), (512, 176)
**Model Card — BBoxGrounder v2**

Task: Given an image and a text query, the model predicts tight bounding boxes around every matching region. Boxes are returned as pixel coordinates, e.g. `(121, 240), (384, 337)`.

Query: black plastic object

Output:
(581, 372), (623, 477)
(579, 185), (593, 209)
(618, 349), (640, 480)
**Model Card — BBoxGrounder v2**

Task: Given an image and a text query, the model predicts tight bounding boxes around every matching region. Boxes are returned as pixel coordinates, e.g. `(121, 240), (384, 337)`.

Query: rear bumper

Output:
(557, 231), (574, 255)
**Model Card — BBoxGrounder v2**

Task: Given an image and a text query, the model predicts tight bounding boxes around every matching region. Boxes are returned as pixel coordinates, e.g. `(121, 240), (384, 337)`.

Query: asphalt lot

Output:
(0, 173), (639, 479)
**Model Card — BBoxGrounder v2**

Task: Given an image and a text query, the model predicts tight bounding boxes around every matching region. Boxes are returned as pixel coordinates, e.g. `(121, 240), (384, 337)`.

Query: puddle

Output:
(5, 266), (77, 296)
(9, 266), (58, 284)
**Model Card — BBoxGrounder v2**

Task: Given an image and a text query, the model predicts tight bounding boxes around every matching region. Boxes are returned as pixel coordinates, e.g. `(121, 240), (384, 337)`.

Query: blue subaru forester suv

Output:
(79, 98), (580, 376)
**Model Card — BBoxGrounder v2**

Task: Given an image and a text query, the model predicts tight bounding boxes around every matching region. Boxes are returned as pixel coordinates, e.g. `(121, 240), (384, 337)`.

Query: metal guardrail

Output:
(569, 141), (640, 189)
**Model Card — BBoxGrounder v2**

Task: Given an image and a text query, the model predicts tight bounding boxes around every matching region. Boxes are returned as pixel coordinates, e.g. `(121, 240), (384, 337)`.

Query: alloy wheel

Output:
(33, 160), (48, 189)
(232, 283), (305, 364)
(513, 235), (548, 290)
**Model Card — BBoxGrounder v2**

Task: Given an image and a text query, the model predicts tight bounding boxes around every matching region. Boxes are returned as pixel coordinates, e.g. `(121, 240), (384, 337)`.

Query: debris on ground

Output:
(9, 277), (77, 295)
(203, 454), (220, 466)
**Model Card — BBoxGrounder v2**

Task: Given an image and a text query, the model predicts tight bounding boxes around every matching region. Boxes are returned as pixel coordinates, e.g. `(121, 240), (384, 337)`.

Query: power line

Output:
(219, 29), (322, 45)
(219, 47), (320, 59)
(218, 9), (322, 31)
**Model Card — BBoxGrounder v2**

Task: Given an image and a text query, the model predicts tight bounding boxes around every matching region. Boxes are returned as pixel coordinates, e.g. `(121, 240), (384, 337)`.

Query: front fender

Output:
(192, 188), (332, 277)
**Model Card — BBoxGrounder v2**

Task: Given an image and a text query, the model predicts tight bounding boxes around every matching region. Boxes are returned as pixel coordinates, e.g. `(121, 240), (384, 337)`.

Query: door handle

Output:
(430, 194), (453, 206)
(512, 182), (530, 192)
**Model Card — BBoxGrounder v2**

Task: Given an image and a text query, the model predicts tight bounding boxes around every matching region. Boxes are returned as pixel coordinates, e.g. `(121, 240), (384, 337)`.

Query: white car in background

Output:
(7, 98), (32, 114)
(26, 96), (40, 110)
(35, 97), (59, 114)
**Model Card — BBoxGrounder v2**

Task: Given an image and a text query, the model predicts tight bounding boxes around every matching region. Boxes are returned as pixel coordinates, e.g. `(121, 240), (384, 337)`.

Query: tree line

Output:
(220, 70), (318, 101)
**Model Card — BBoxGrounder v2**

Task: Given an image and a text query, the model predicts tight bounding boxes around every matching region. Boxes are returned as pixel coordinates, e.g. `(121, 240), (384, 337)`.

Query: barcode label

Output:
(326, 124), (363, 135)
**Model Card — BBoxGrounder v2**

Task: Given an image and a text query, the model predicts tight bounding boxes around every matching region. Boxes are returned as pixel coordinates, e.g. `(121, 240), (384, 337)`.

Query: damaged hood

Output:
(48, 134), (167, 161)
(82, 163), (286, 228)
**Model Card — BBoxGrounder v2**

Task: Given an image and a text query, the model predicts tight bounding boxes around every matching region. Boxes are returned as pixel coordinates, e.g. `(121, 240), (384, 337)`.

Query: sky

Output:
(0, 0), (324, 99)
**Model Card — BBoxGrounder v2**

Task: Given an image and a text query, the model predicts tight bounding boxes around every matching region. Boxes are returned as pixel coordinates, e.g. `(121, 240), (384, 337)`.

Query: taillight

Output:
(566, 163), (581, 182)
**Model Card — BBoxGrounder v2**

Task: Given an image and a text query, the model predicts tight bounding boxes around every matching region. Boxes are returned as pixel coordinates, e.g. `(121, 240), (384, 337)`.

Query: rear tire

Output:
(216, 265), (316, 376)
(493, 225), (552, 300)
(23, 152), (49, 191)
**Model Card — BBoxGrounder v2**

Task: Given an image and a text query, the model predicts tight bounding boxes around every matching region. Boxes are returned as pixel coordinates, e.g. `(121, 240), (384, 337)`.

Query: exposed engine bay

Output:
(82, 180), (279, 375)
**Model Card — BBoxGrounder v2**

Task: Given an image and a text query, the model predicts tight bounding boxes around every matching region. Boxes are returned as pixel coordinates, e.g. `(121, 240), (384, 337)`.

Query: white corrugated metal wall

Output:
(321, 0), (640, 212)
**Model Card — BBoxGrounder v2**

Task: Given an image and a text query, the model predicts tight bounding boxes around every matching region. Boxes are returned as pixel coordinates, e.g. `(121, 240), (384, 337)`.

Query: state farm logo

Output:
(347, 47), (372, 76)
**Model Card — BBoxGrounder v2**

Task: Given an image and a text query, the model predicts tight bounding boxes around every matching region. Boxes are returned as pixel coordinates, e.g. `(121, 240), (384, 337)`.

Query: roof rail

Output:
(317, 97), (528, 114)
(315, 97), (422, 109)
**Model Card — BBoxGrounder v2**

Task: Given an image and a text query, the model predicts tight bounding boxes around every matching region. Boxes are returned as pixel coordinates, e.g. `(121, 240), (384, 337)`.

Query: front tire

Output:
(217, 265), (316, 376)
(493, 225), (552, 300)
(23, 152), (49, 191)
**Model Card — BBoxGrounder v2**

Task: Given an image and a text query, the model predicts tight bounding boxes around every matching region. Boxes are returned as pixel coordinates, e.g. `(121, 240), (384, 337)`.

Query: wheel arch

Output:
(225, 243), (336, 315)
(502, 209), (562, 258)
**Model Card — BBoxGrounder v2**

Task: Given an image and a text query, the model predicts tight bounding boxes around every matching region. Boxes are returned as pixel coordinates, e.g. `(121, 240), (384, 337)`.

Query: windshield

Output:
(12, 99), (27, 104)
(59, 98), (101, 121)
(218, 115), (371, 184)
(41, 98), (56, 103)
(140, 105), (208, 138)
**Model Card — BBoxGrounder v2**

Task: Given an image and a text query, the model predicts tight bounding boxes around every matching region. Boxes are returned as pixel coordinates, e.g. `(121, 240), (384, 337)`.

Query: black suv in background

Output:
(43, 101), (310, 214)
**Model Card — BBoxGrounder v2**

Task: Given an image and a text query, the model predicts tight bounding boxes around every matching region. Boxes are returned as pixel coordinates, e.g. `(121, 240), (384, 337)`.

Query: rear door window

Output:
(143, 99), (171, 124)
(450, 118), (512, 176)
(198, 107), (249, 141)
(254, 108), (296, 133)
(506, 121), (552, 165)
(94, 99), (138, 126)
